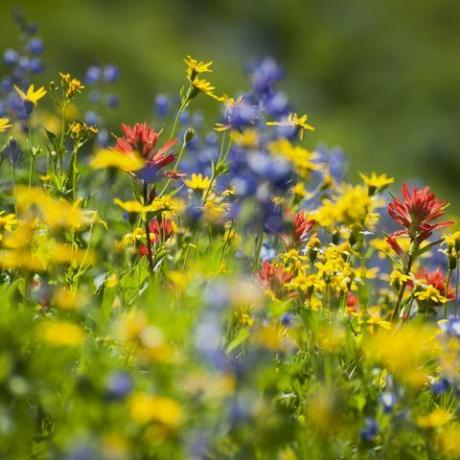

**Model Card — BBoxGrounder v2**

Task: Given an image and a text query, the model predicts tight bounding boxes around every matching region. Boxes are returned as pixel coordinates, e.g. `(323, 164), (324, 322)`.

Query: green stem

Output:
(143, 181), (154, 273)
(391, 253), (414, 322)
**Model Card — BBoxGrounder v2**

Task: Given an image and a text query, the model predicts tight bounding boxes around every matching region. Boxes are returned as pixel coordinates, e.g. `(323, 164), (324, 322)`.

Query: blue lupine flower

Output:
(3, 49), (19, 65)
(84, 110), (99, 126)
(360, 418), (378, 442)
(247, 57), (284, 95)
(265, 91), (290, 118)
(103, 64), (119, 82)
(155, 94), (169, 117)
(85, 66), (101, 84)
(281, 312), (293, 326)
(29, 58), (43, 74)
(439, 315), (460, 337)
(221, 97), (259, 131)
(96, 129), (110, 147)
(260, 242), (276, 262)
(27, 38), (44, 54)
(106, 94), (119, 108)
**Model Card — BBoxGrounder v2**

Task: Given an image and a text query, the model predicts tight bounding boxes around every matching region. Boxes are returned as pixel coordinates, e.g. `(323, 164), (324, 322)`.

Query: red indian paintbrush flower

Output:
(116, 122), (177, 169)
(387, 183), (453, 242)
(294, 212), (315, 243)
(415, 268), (455, 301)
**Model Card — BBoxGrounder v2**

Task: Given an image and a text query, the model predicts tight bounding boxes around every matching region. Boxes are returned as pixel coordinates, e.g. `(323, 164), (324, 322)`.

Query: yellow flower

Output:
(69, 121), (98, 140)
(129, 394), (182, 427)
(416, 408), (451, 429)
(359, 172), (394, 193)
(0, 118), (12, 133)
(184, 55), (213, 80)
(59, 72), (85, 98)
(0, 212), (17, 234)
(14, 84), (47, 105)
(52, 287), (86, 310)
(443, 231), (460, 252)
(437, 422), (460, 456)
(268, 138), (319, 178)
(90, 149), (144, 172)
(415, 285), (448, 304)
(266, 112), (315, 140)
(230, 128), (259, 148)
(389, 270), (412, 288)
(192, 78), (218, 99)
(184, 173), (212, 191)
(38, 321), (84, 346)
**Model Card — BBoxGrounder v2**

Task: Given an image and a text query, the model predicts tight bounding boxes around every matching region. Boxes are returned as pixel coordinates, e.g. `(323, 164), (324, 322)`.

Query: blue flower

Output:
(155, 94), (170, 117)
(431, 378), (450, 395)
(360, 418), (378, 442)
(247, 57), (284, 95)
(84, 110), (99, 126)
(380, 391), (397, 413)
(105, 371), (133, 400)
(85, 66), (101, 84)
(3, 49), (19, 65)
(281, 312), (293, 326)
(27, 38), (44, 55)
(106, 94), (119, 108)
(103, 64), (119, 82)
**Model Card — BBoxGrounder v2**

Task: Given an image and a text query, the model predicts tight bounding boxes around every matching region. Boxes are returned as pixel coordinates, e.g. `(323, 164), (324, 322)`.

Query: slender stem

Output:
(391, 254), (414, 321)
(159, 139), (187, 197)
(455, 263), (459, 316)
(444, 269), (452, 319)
(143, 181), (154, 272)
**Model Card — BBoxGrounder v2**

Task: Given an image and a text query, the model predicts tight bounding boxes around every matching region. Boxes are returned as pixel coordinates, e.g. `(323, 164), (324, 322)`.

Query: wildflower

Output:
(443, 231), (460, 253)
(184, 173), (212, 191)
(14, 83), (47, 105)
(215, 96), (259, 131)
(191, 78), (218, 100)
(38, 320), (84, 347)
(294, 212), (315, 242)
(0, 118), (12, 133)
(389, 270), (412, 289)
(90, 148), (144, 172)
(68, 121), (98, 141)
(416, 408), (451, 429)
(0, 212), (17, 239)
(59, 72), (85, 98)
(184, 55), (213, 81)
(129, 393), (182, 427)
(230, 128), (259, 148)
(387, 184), (453, 242)
(413, 268), (454, 309)
(115, 122), (176, 169)
(266, 112), (315, 140)
(359, 172), (394, 195)
(360, 418), (378, 442)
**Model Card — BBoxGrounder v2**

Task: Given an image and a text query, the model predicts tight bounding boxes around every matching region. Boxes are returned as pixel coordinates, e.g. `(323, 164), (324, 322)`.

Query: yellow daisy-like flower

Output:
(266, 112), (315, 140)
(184, 55), (213, 80)
(416, 408), (451, 429)
(359, 172), (395, 193)
(14, 84), (47, 105)
(443, 231), (460, 251)
(389, 270), (412, 288)
(414, 285), (448, 304)
(0, 117), (12, 133)
(184, 173), (212, 191)
(38, 320), (85, 347)
(129, 393), (183, 427)
(192, 78), (218, 99)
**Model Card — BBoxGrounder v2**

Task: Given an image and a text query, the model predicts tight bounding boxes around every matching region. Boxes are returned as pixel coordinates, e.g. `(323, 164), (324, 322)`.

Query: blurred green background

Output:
(2, 0), (460, 204)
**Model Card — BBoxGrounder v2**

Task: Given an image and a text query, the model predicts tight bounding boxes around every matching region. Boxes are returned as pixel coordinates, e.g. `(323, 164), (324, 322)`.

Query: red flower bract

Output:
(294, 212), (315, 243)
(115, 122), (177, 169)
(387, 183), (453, 241)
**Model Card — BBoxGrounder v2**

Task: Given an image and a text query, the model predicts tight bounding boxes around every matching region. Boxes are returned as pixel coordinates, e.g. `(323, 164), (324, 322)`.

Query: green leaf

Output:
(226, 327), (250, 353)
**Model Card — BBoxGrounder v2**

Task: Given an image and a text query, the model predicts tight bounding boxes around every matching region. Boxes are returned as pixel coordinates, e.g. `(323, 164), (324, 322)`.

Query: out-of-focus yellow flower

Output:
(0, 117), (12, 133)
(38, 320), (84, 346)
(437, 422), (460, 456)
(268, 138), (318, 178)
(14, 84), (47, 105)
(415, 285), (448, 304)
(52, 287), (86, 310)
(417, 408), (451, 429)
(184, 173), (211, 191)
(230, 128), (259, 148)
(253, 322), (293, 351)
(364, 324), (439, 387)
(359, 172), (394, 193)
(90, 149), (144, 172)
(0, 212), (17, 239)
(114, 196), (183, 218)
(266, 112), (314, 140)
(129, 394), (182, 427)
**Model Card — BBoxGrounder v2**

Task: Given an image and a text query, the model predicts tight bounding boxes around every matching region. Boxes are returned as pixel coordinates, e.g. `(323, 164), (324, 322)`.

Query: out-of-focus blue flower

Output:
(105, 371), (133, 400)
(18, 56), (30, 72)
(64, 444), (100, 460)
(260, 242), (276, 262)
(155, 94), (169, 117)
(3, 49), (19, 65)
(380, 391), (397, 413)
(179, 109), (190, 124)
(96, 129), (110, 147)
(265, 91), (290, 118)
(84, 110), (99, 126)
(431, 378), (450, 395)
(247, 57), (284, 95)
(438, 315), (460, 337)
(281, 312), (293, 326)
(360, 418), (378, 442)
(204, 280), (229, 311)
(88, 90), (101, 103)
(103, 64), (119, 82)
(27, 37), (44, 54)
(29, 58), (43, 74)
(315, 145), (347, 182)
(221, 97), (259, 131)
(106, 94), (119, 108)
(85, 66), (101, 84)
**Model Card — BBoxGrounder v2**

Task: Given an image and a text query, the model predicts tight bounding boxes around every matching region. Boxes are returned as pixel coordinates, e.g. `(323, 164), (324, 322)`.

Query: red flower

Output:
(148, 217), (174, 244)
(388, 184), (453, 241)
(294, 212), (315, 243)
(415, 268), (455, 301)
(115, 122), (177, 169)
(259, 261), (292, 291)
